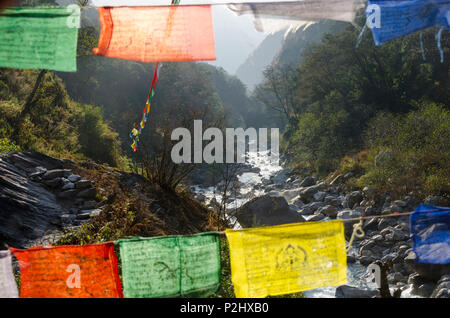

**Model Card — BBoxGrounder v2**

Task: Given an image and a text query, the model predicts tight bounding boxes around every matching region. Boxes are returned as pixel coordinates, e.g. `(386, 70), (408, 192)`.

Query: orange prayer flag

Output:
(93, 5), (216, 62)
(10, 243), (123, 298)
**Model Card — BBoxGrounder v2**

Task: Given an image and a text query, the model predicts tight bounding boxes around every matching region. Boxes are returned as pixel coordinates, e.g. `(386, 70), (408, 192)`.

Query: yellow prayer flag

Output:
(225, 220), (347, 298)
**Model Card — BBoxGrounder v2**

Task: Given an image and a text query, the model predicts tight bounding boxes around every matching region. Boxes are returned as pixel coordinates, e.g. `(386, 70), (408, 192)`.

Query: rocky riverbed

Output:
(190, 153), (450, 298)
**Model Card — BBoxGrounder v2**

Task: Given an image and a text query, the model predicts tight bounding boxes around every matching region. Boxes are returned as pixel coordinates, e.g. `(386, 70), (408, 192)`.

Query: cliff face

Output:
(0, 151), (69, 248)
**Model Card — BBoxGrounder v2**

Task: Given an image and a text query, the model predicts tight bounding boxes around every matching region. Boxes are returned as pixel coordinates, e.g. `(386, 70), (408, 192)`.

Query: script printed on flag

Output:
(225, 220), (347, 298)
(10, 243), (123, 298)
(0, 6), (79, 72)
(117, 233), (221, 298)
(93, 5), (216, 62)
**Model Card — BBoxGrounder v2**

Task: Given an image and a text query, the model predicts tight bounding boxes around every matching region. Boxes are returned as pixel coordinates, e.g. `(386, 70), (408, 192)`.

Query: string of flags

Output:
(0, 1), (448, 151)
(0, 204), (448, 298)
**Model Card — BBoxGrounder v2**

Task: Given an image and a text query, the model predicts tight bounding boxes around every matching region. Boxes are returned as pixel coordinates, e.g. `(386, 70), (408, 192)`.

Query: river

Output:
(193, 149), (420, 298)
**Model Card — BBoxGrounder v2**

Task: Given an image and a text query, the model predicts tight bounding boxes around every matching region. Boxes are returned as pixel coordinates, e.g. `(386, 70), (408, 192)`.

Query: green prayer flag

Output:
(117, 232), (221, 298)
(0, 6), (79, 72)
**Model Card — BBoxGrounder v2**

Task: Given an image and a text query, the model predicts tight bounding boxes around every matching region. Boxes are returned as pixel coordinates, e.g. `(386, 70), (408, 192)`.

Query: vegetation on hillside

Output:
(256, 21), (449, 199)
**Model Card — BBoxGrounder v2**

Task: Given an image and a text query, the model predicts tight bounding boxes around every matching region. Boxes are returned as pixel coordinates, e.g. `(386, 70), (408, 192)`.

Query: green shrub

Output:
(0, 138), (21, 153)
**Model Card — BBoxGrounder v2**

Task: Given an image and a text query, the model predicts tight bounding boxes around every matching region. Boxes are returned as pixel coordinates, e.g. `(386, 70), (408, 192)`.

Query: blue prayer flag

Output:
(366, 0), (450, 45)
(410, 204), (450, 264)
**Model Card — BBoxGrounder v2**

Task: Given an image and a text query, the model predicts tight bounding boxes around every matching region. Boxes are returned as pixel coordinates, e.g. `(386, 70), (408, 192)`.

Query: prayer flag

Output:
(366, 0), (450, 45)
(0, 6), (79, 72)
(10, 243), (123, 298)
(411, 204), (450, 264)
(0, 250), (19, 298)
(228, 0), (365, 34)
(225, 220), (347, 298)
(93, 5), (216, 62)
(117, 233), (221, 298)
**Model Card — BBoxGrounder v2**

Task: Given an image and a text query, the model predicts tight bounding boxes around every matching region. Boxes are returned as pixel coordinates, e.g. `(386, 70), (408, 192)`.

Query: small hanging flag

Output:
(410, 204), (450, 264)
(225, 220), (347, 298)
(129, 62), (163, 152)
(366, 0), (450, 45)
(228, 0), (365, 34)
(117, 233), (221, 298)
(10, 243), (123, 298)
(0, 6), (80, 72)
(93, 5), (216, 62)
(0, 250), (19, 298)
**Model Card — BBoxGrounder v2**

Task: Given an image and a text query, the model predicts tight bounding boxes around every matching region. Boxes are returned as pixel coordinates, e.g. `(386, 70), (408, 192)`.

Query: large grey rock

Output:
(279, 188), (301, 203)
(235, 195), (305, 228)
(335, 285), (378, 298)
(0, 151), (66, 248)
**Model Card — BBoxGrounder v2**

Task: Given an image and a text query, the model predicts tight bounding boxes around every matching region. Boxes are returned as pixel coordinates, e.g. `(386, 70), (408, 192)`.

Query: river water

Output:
(193, 149), (421, 298)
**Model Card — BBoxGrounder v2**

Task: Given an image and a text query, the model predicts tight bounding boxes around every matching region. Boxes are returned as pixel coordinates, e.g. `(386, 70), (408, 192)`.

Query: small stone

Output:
(43, 178), (63, 188)
(317, 205), (338, 218)
(67, 174), (81, 182)
(306, 213), (325, 222)
(313, 191), (327, 201)
(62, 182), (75, 190)
(42, 169), (71, 180)
(359, 256), (375, 266)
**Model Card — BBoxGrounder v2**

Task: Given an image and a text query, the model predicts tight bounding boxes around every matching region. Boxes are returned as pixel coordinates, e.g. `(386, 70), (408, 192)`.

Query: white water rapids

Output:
(193, 149), (419, 298)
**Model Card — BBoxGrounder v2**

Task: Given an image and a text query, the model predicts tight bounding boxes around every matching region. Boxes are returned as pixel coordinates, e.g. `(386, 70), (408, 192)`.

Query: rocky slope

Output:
(0, 151), (220, 249)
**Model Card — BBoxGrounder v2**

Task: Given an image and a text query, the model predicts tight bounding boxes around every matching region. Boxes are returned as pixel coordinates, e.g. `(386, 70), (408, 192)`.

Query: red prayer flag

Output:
(10, 243), (123, 298)
(93, 5), (216, 62)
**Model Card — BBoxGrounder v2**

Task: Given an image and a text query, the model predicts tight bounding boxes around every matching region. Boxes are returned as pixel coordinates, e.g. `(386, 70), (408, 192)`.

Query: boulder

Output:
(404, 251), (450, 280)
(317, 205), (338, 218)
(335, 285), (378, 298)
(235, 195), (305, 228)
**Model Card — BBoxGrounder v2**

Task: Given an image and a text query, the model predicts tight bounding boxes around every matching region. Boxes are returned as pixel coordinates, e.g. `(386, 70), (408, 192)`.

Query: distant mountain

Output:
(235, 31), (284, 92)
(235, 20), (348, 92)
(273, 20), (348, 67)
